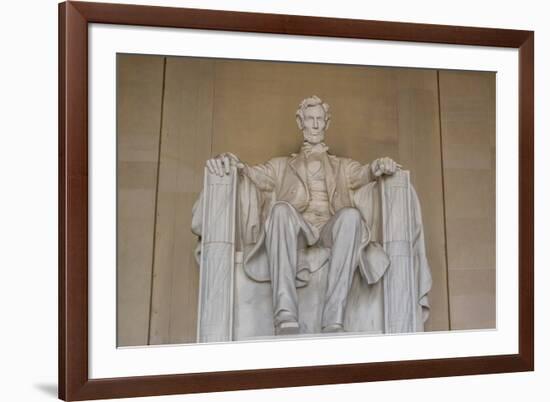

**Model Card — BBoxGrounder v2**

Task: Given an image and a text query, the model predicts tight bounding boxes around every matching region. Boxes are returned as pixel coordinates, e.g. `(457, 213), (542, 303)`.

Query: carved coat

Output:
(243, 151), (372, 215)
(191, 149), (433, 327)
(235, 150), (391, 287)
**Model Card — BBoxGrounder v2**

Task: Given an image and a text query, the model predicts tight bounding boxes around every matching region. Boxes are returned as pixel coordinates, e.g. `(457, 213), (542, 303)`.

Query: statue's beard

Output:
(303, 130), (325, 144)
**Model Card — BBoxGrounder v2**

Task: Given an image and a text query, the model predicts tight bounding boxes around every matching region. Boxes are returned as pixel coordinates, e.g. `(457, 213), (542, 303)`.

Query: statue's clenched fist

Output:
(206, 152), (245, 177)
(370, 157), (400, 177)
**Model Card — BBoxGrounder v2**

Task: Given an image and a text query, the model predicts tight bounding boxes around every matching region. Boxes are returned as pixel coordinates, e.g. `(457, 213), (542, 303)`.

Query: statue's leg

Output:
(265, 201), (308, 334)
(319, 207), (363, 332)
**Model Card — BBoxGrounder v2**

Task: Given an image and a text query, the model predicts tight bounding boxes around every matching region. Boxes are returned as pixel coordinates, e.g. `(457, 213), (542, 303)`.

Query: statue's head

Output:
(295, 95), (331, 145)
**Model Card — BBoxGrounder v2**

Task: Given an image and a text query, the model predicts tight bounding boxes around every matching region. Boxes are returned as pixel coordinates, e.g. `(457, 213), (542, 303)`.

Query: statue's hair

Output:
(295, 95), (331, 126)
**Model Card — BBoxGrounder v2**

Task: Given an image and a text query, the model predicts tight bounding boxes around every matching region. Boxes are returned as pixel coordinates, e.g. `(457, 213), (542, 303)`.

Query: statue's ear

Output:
(296, 115), (304, 130)
(325, 118), (331, 131)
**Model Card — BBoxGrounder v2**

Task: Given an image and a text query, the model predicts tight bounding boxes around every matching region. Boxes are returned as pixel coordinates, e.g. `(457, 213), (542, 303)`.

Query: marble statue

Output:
(192, 96), (432, 342)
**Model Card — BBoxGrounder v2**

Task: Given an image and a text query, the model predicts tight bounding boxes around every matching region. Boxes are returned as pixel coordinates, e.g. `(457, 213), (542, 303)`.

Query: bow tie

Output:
(301, 142), (329, 156)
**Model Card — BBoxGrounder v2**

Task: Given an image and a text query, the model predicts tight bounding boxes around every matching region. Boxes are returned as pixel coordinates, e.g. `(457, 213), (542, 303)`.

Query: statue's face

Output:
(300, 105), (327, 144)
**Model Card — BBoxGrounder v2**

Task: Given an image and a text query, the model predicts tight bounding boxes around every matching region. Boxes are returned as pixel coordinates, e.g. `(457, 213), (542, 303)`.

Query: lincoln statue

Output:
(201, 95), (414, 336)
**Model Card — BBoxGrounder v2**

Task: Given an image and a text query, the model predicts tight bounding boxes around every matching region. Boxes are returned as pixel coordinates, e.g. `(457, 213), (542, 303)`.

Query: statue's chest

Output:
(307, 160), (323, 176)
(306, 159), (328, 194)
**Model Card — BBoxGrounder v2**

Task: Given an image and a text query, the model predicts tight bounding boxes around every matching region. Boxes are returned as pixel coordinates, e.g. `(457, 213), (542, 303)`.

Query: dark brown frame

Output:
(59, 1), (534, 400)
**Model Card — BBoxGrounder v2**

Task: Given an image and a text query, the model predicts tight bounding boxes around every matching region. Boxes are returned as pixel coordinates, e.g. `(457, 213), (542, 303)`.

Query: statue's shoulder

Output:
(265, 156), (291, 166)
(329, 155), (360, 166)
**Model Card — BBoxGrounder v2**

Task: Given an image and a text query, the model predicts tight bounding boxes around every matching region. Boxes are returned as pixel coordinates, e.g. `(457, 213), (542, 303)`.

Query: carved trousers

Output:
(265, 201), (363, 329)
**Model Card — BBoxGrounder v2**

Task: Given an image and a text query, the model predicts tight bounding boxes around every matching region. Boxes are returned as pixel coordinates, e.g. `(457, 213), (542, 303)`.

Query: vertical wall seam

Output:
(147, 57), (168, 345)
(209, 61), (217, 157)
(436, 70), (453, 331)
(166, 59), (177, 341)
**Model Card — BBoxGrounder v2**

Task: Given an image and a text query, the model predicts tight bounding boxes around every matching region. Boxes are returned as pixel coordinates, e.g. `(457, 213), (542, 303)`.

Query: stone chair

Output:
(194, 168), (430, 343)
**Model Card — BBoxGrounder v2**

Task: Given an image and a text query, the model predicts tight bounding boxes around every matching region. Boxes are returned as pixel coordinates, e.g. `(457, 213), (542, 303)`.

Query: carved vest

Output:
(302, 154), (331, 230)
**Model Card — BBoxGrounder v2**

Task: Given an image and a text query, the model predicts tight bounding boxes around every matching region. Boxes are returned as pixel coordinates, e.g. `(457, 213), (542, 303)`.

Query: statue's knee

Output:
(270, 202), (294, 220)
(337, 208), (362, 226)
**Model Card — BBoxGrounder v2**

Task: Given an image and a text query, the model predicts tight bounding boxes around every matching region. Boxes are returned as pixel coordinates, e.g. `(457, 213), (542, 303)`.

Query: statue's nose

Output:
(313, 119), (319, 128)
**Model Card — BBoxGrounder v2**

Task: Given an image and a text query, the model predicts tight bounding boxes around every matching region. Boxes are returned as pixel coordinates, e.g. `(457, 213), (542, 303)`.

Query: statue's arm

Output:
(346, 157), (400, 190)
(346, 159), (373, 190)
(241, 160), (278, 192)
(205, 152), (277, 192)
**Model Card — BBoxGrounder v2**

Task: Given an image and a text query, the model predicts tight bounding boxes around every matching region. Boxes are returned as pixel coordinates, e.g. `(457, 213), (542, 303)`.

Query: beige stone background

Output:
(117, 54), (496, 347)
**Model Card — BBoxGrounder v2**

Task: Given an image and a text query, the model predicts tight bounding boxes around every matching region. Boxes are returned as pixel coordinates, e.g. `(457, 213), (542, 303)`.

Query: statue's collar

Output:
(300, 142), (329, 157)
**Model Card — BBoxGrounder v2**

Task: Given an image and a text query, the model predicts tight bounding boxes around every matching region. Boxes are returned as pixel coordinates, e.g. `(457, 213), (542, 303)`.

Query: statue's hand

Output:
(206, 152), (244, 176)
(371, 157), (400, 177)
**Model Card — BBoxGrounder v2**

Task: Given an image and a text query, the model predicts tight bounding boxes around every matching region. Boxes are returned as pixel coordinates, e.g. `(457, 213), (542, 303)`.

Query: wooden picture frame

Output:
(59, 1), (534, 400)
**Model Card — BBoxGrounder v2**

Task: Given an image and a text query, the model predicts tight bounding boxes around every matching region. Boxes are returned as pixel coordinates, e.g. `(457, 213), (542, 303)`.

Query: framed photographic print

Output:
(59, 1), (534, 400)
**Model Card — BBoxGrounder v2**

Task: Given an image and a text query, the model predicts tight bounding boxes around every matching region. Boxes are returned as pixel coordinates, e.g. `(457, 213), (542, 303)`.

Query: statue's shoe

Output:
(321, 323), (345, 333)
(275, 321), (300, 336)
